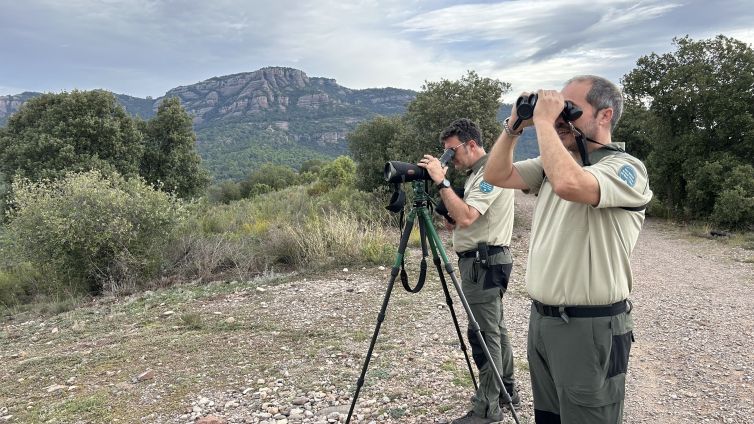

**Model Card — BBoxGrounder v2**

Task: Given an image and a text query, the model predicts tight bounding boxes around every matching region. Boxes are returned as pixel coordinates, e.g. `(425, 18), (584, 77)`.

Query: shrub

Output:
(710, 164), (754, 229)
(206, 181), (242, 204)
(711, 186), (754, 229)
(308, 156), (356, 195)
(5, 170), (186, 295)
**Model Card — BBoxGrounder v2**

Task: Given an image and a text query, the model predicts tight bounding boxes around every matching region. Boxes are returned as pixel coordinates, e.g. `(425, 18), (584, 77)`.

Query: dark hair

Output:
(439, 118), (482, 146)
(565, 75), (624, 131)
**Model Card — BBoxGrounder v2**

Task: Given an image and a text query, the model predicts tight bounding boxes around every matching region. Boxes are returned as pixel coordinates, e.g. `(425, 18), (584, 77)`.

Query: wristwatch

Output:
(436, 178), (451, 191)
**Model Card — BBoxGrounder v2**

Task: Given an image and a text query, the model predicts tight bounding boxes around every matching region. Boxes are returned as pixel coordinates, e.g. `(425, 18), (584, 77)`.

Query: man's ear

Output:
(599, 108), (613, 127)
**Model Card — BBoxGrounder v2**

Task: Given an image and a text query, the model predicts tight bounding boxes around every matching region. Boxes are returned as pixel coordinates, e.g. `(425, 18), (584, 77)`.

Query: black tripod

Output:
(345, 181), (520, 424)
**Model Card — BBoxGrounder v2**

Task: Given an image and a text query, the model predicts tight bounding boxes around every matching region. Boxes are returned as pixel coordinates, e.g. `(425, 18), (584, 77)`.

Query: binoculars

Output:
(511, 93), (583, 131)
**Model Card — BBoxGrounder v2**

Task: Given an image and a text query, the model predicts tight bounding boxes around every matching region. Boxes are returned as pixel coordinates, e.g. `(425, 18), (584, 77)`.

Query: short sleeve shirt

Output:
(452, 155), (515, 252)
(513, 143), (653, 305)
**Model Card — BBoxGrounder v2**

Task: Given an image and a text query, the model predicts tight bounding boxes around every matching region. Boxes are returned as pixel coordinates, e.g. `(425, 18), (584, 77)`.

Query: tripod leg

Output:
(421, 218), (478, 391)
(345, 209), (417, 424)
(418, 209), (521, 424)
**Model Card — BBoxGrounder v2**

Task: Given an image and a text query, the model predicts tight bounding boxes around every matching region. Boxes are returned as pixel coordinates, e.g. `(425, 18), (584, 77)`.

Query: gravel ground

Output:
(174, 192), (754, 424)
(2, 192), (752, 423)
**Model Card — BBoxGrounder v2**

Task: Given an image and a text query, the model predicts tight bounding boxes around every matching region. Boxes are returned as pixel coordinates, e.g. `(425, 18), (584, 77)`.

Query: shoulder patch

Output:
(479, 180), (494, 193)
(618, 164), (637, 187)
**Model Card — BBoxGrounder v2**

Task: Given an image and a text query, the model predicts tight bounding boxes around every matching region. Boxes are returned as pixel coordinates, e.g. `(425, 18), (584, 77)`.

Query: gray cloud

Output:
(1, 0), (753, 100)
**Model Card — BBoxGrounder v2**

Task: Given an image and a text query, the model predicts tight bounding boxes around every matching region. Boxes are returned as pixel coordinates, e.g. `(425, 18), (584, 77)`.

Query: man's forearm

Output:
(440, 188), (478, 228)
(485, 131), (518, 187)
(535, 121), (600, 204)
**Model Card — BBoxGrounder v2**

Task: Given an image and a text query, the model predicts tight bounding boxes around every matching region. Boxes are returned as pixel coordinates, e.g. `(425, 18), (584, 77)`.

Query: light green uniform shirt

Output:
(513, 143), (653, 305)
(453, 155), (515, 252)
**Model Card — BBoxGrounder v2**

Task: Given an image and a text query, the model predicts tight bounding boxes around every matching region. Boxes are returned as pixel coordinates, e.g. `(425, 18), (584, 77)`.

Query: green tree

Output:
(621, 35), (754, 226)
(309, 156), (356, 195)
(348, 116), (405, 191)
(240, 163), (301, 197)
(348, 71), (509, 191)
(299, 159), (326, 174)
(0, 90), (143, 184)
(396, 70), (509, 161)
(140, 97), (210, 198)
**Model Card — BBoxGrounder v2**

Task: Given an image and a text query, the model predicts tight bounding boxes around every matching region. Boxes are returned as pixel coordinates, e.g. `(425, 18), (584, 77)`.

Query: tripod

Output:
(345, 181), (520, 424)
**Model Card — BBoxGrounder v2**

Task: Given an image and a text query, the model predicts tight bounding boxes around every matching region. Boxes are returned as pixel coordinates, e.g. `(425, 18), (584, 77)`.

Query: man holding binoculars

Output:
(485, 75), (653, 424)
(418, 118), (520, 424)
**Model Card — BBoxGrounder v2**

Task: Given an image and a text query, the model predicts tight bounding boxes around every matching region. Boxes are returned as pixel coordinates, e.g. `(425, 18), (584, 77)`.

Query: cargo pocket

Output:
(607, 331), (633, 378)
(562, 374), (624, 408)
(483, 262), (512, 291)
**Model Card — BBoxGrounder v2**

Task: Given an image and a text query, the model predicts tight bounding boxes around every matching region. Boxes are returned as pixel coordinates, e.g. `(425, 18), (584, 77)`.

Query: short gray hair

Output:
(565, 75), (623, 131)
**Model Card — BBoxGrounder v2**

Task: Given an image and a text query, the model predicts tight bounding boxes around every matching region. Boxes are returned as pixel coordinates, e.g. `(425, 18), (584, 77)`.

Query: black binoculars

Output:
(511, 93), (583, 131)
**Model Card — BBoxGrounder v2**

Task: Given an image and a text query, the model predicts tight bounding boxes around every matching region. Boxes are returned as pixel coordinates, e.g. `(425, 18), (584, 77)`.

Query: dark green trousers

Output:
(458, 251), (515, 418)
(528, 304), (634, 423)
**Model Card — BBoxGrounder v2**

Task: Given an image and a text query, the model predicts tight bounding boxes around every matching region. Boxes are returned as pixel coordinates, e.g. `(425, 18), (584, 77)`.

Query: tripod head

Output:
(385, 179), (433, 213)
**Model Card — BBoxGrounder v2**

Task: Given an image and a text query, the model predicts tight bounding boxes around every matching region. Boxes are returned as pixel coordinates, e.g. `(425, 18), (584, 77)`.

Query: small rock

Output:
(161, 311), (175, 317)
(292, 396), (308, 405)
(136, 369), (154, 382)
(225, 317), (236, 324)
(45, 384), (66, 393)
(196, 415), (226, 424)
(342, 268), (349, 272)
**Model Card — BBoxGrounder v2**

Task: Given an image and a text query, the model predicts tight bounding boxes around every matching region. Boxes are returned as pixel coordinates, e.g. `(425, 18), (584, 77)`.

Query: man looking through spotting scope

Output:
(418, 118), (520, 424)
(484, 75), (653, 423)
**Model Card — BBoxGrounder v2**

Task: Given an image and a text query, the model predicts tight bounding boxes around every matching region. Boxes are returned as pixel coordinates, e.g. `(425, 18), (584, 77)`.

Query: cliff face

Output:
(0, 93), (40, 122)
(0, 67), (415, 128)
(163, 67), (414, 126)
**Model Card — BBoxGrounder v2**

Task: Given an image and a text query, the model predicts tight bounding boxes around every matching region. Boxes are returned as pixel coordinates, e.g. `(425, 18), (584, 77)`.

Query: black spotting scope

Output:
(384, 148), (456, 184)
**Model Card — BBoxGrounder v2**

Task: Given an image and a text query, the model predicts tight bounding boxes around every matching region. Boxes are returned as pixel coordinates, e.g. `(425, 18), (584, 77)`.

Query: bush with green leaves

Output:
(240, 163), (302, 197)
(5, 170), (186, 295)
(309, 156), (356, 195)
(709, 164), (754, 229)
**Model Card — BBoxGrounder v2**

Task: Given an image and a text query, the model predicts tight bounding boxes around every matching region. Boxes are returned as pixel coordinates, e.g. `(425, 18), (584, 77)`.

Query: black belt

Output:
(533, 300), (629, 318)
(456, 245), (508, 258)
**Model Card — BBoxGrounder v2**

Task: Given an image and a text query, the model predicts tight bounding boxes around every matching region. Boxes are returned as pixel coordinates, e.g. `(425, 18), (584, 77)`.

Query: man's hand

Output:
(417, 154), (447, 183)
(510, 91), (535, 131)
(533, 89), (565, 125)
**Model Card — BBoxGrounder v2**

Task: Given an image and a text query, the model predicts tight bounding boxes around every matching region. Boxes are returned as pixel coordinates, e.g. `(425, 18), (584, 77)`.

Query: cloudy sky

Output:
(2, 0), (753, 102)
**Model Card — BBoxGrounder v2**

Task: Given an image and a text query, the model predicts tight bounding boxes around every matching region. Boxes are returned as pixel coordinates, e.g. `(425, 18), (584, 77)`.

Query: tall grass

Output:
(163, 184), (394, 283)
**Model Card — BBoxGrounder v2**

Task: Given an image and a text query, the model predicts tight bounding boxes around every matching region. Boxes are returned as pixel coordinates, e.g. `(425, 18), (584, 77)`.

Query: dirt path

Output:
(626, 215), (754, 423)
(1, 192), (752, 423)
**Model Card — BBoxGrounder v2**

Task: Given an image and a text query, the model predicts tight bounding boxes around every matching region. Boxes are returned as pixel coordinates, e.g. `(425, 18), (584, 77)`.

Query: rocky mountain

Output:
(0, 92), (42, 123)
(0, 67), (417, 180)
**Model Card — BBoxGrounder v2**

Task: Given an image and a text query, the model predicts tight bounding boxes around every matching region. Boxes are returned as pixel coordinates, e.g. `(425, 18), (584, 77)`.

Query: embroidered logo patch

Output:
(479, 180), (494, 193)
(618, 165), (637, 187)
